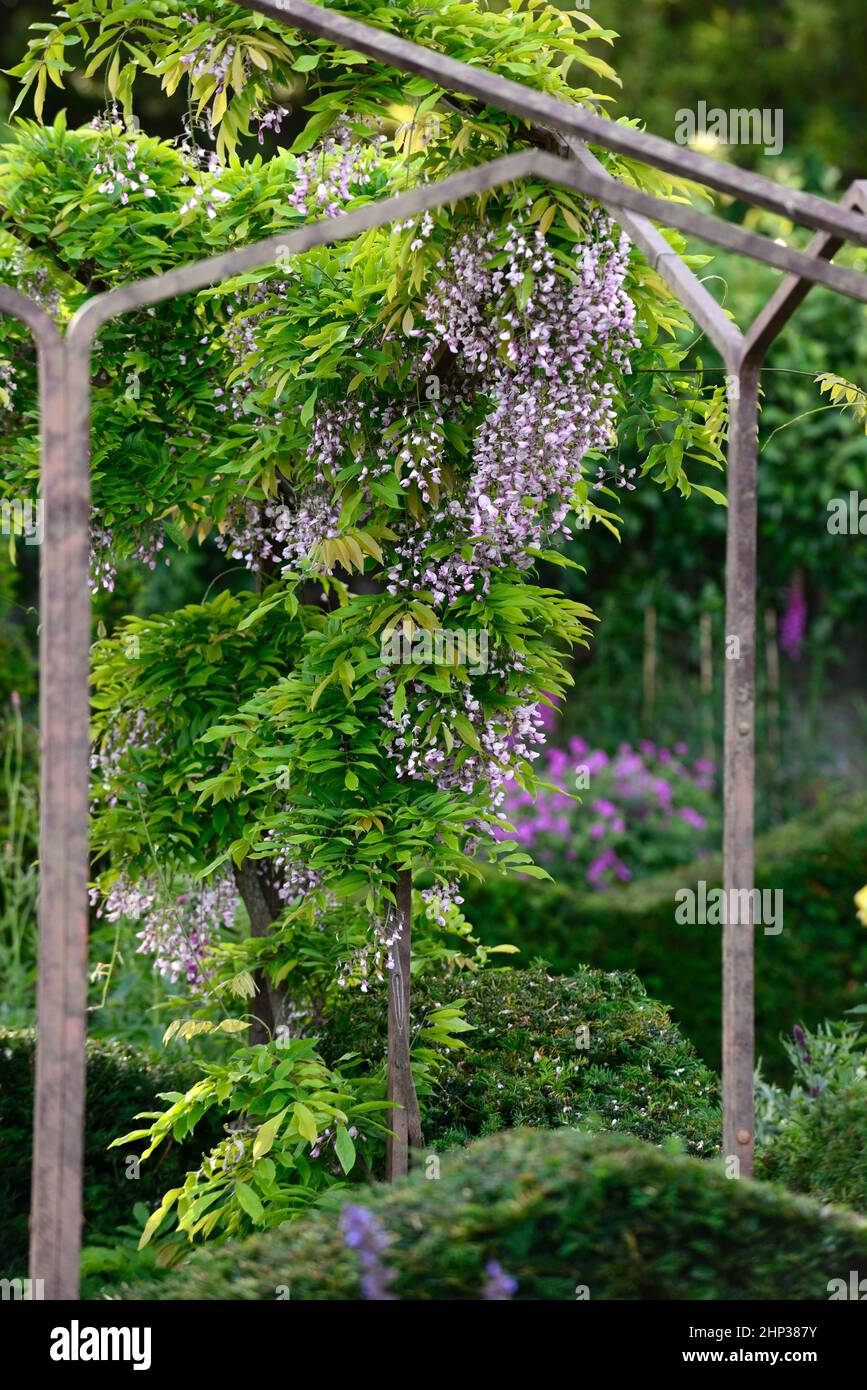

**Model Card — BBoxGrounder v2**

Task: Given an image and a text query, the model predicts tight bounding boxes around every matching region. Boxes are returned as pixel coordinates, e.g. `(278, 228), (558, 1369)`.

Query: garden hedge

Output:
(0, 1029), (224, 1273)
(465, 797), (867, 1076)
(322, 962), (720, 1155)
(123, 1126), (867, 1300)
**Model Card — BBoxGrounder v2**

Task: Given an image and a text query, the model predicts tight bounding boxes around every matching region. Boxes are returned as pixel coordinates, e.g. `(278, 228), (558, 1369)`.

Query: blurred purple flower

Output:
(341, 1205), (396, 1301)
(482, 1261), (518, 1300)
(780, 578), (807, 661)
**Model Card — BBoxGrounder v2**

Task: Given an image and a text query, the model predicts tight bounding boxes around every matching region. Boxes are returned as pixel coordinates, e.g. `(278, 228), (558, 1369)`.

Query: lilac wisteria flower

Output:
(89, 523), (168, 594)
(90, 107), (157, 205)
(412, 209), (637, 578)
(90, 872), (239, 992)
(380, 660), (546, 807)
(177, 17), (251, 92)
(0, 357), (16, 414)
(288, 128), (385, 219)
(217, 194), (636, 614)
(337, 907), (404, 991)
(341, 1205), (397, 1300)
(253, 105), (289, 144)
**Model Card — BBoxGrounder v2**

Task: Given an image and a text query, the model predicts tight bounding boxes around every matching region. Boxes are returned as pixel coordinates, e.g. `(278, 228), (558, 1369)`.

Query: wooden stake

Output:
(700, 610), (715, 768)
(642, 603), (657, 736)
(385, 869), (422, 1180)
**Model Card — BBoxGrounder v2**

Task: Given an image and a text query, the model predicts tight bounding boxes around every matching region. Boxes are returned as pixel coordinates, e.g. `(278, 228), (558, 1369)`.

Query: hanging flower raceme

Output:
(409, 209), (637, 579)
(289, 127), (386, 219)
(90, 872), (239, 992)
(0, 358), (16, 414)
(378, 658), (547, 806)
(89, 524), (168, 595)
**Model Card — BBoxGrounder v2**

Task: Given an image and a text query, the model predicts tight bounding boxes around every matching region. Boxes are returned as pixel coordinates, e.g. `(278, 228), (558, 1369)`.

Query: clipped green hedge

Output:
(757, 1082), (867, 1212)
(0, 1029), (224, 1272)
(123, 1126), (867, 1300)
(322, 963), (720, 1155)
(466, 798), (867, 1075)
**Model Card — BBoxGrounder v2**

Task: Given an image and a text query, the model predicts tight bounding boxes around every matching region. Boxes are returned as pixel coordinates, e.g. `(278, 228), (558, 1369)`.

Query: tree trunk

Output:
(233, 860), (285, 1046)
(385, 869), (423, 1179)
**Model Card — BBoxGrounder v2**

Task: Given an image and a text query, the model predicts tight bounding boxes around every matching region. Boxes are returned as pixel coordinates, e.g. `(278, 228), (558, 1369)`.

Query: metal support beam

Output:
(0, 287), (90, 1301)
(721, 363), (760, 1175)
(562, 136), (743, 365)
(744, 182), (867, 363)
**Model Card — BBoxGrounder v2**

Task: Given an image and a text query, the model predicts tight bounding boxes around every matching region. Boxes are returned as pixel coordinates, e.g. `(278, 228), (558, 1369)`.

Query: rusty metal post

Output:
(29, 331), (91, 1300)
(722, 362), (760, 1176)
(0, 287), (89, 1301)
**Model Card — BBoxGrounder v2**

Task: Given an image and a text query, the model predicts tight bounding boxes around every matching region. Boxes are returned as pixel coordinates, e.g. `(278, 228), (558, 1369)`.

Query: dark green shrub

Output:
(756, 1021), (867, 1210)
(758, 1086), (867, 1213)
(465, 798), (867, 1076)
(0, 1029), (224, 1272)
(321, 963), (720, 1156)
(123, 1126), (867, 1300)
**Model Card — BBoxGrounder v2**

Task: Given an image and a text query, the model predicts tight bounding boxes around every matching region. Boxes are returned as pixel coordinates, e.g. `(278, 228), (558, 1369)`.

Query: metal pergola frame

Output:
(2, 0), (865, 1299)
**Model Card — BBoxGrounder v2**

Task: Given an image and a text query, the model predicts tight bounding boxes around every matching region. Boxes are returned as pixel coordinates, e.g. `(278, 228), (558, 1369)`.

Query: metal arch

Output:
(1, 0), (864, 1297)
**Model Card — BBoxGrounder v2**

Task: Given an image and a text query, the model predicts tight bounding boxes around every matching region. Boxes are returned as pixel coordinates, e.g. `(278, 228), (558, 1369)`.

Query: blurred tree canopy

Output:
(595, 0), (865, 181)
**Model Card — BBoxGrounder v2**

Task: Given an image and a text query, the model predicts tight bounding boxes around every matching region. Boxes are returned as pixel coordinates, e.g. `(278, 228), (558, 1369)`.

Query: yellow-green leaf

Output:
(253, 1106), (288, 1160)
(293, 1101), (319, 1145)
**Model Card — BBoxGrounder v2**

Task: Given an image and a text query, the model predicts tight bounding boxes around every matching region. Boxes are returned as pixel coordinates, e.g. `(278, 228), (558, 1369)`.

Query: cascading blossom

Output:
(379, 659), (546, 806)
(175, 129), (231, 219)
(87, 125), (639, 993)
(336, 908), (403, 993)
(0, 358), (16, 413)
(89, 523), (169, 594)
(177, 16), (252, 92)
(90, 107), (157, 205)
(218, 159), (637, 981)
(90, 872), (239, 991)
(404, 210), (636, 588)
(289, 128), (385, 218)
(89, 705), (158, 799)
